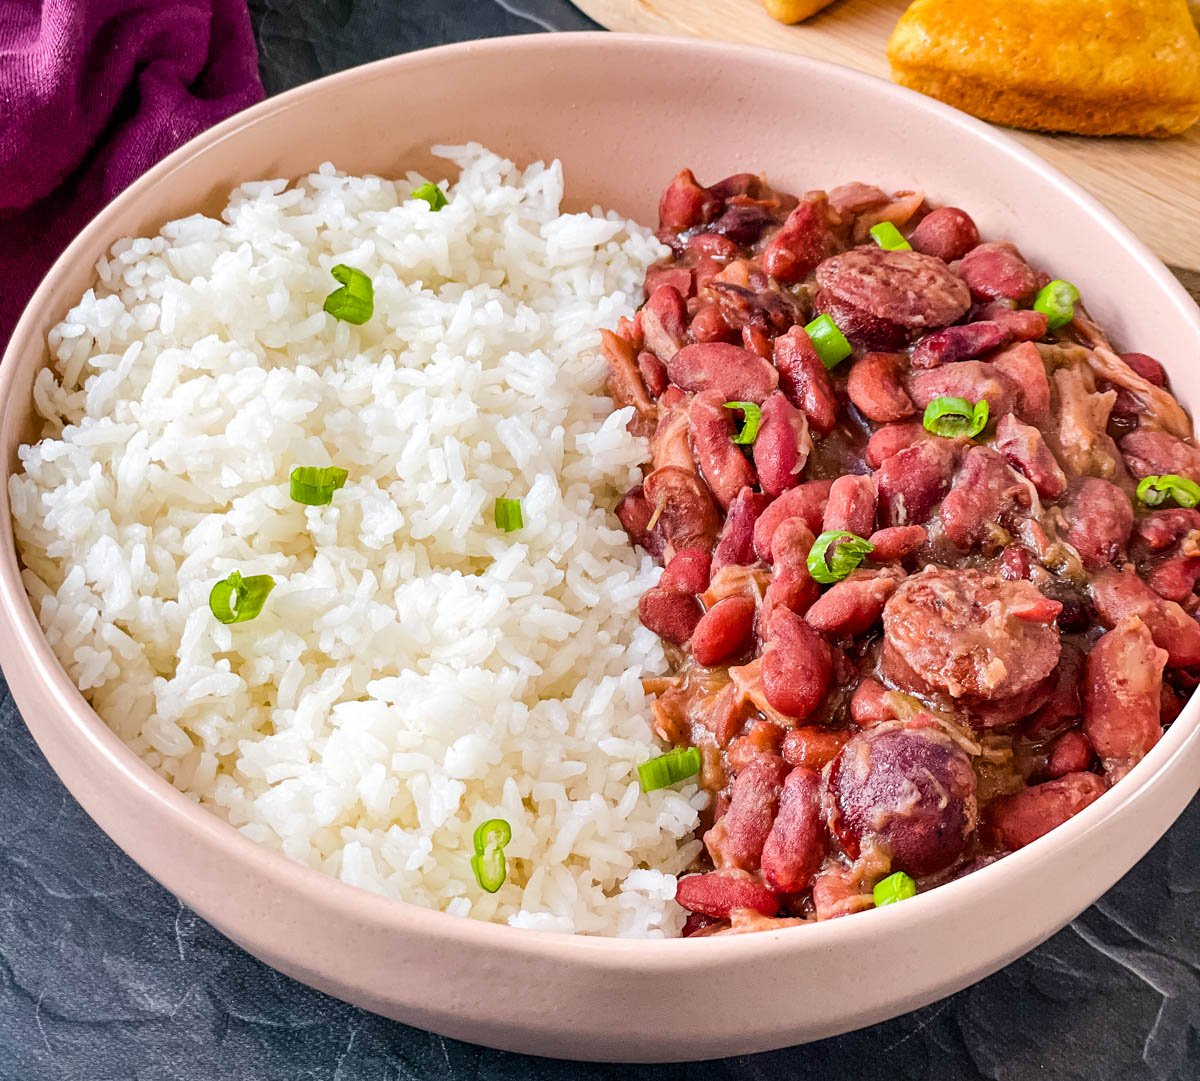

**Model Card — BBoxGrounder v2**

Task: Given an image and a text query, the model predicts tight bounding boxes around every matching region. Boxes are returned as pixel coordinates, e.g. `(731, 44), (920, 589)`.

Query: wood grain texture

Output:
(575, 0), (1200, 271)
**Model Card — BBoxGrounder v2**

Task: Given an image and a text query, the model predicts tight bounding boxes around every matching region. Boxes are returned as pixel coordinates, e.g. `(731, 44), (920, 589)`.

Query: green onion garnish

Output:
(807, 529), (874, 585)
(1136, 474), (1200, 509)
(922, 396), (989, 439)
(208, 570), (275, 625)
(873, 871), (917, 907)
(494, 497), (524, 532)
(804, 313), (853, 370)
(322, 264), (374, 325)
(638, 746), (702, 792)
(290, 466), (348, 507)
(1033, 279), (1080, 331)
(724, 401), (763, 446)
(470, 818), (512, 894)
(411, 182), (448, 211)
(869, 221), (911, 252)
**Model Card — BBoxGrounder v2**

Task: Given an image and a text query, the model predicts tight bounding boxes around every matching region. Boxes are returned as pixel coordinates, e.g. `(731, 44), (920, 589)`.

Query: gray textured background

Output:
(3, 1), (1199, 1077)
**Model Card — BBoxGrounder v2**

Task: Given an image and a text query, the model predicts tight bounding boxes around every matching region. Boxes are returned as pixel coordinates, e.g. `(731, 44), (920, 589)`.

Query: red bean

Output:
(865, 421), (934, 468)
(761, 607), (833, 720)
(990, 342), (1051, 426)
(689, 390), (758, 510)
(988, 773), (1107, 850)
(760, 193), (838, 284)
(941, 446), (1033, 550)
(1120, 351), (1167, 387)
(875, 439), (959, 527)
(636, 351), (668, 400)
(957, 241), (1040, 302)
(658, 169), (718, 232)
(690, 302), (735, 343)
(659, 548), (712, 594)
(668, 342), (779, 403)
(1090, 566), (1200, 668)
(713, 487), (772, 570)
(753, 479), (833, 561)
(710, 202), (779, 247)
(753, 391), (812, 498)
(1046, 731), (1093, 779)
(805, 569), (902, 637)
(643, 265), (694, 300)
(846, 352), (915, 422)
(1025, 643), (1086, 737)
(985, 306), (1049, 342)
(762, 518), (821, 620)
(741, 325), (772, 360)
(1119, 429), (1200, 483)
(642, 466), (722, 555)
(1137, 509), (1200, 552)
(772, 327), (839, 435)
(906, 360), (1016, 419)
(638, 587), (703, 645)
(781, 726), (850, 769)
(849, 678), (896, 727)
(908, 206), (980, 261)
(640, 285), (688, 363)
(675, 871), (780, 919)
(687, 232), (741, 260)
(999, 544), (1032, 581)
(995, 413), (1068, 500)
(615, 484), (665, 558)
(692, 595), (758, 667)
(761, 768), (827, 894)
(1147, 558), (1200, 603)
(1063, 478), (1134, 570)
(867, 525), (927, 562)
(822, 474), (878, 538)
(910, 321), (1012, 370)
(704, 754), (789, 870)
(1084, 615), (1166, 778)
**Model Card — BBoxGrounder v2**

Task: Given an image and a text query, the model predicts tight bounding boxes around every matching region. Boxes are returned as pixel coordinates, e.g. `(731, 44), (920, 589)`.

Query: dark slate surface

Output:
(3, 2), (1199, 1077)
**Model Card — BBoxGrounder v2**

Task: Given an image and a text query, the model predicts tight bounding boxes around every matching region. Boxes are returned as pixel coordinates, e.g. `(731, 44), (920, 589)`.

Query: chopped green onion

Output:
(922, 395), (990, 439)
(807, 530), (874, 585)
(724, 401), (763, 446)
(638, 746), (702, 792)
(208, 570), (275, 625)
(869, 221), (911, 252)
(804, 313), (853, 370)
(290, 466), (348, 506)
(873, 871), (918, 907)
(494, 497), (524, 532)
(1033, 279), (1080, 331)
(470, 818), (512, 894)
(1136, 474), (1200, 509)
(322, 264), (374, 325)
(411, 182), (448, 211)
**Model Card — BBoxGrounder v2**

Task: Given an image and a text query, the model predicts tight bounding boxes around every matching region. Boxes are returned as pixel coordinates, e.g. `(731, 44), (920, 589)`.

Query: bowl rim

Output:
(2, 30), (1199, 968)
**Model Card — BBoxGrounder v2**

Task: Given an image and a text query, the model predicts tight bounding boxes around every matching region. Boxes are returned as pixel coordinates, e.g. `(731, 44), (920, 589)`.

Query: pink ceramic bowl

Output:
(2, 34), (1199, 1063)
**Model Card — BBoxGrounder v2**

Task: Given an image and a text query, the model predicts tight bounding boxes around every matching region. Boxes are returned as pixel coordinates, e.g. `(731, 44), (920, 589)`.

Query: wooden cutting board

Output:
(575, 0), (1200, 272)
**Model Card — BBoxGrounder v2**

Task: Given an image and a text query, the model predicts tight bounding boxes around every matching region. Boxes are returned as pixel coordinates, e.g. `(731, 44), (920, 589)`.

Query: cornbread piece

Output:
(765, 0), (836, 24)
(887, 0), (1200, 137)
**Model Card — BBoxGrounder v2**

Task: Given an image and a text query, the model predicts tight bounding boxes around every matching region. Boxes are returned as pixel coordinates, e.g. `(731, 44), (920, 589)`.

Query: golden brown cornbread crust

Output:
(888, 0), (1200, 137)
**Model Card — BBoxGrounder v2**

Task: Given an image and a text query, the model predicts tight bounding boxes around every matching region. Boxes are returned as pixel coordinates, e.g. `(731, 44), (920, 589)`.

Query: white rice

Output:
(10, 144), (706, 937)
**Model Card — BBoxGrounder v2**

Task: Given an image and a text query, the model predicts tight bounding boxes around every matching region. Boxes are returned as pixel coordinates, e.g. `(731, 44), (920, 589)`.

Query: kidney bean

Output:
(659, 548), (712, 594)
(600, 329), (656, 437)
(616, 484), (665, 558)
(1136, 509), (1200, 552)
(668, 342), (779, 403)
(1062, 478), (1134, 570)
(772, 327), (839, 435)
(875, 439), (959, 526)
(906, 360), (1016, 419)
(705, 753), (789, 870)
(641, 285), (689, 363)
(815, 247), (971, 329)
(957, 241), (1040, 302)
(846, 352), (916, 422)
(638, 587), (703, 645)
(867, 525), (927, 562)
(865, 421), (935, 468)
(642, 466), (722, 555)
(675, 871), (781, 919)
(822, 473), (878, 537)
(1119, 429), (1200, 483)
(1147, 558), (1200, 603)
(828, 723), (977, 875)
(636, 351), (669, 399)
(910, 321), (1012, 370)
(1025, 643), (1086, 737)
(990, 342), (1051, 426)
(1120, 351), (1167, 387)
(1084, 615), (1167, 778)
(710, 201), (779, 247)
(1046, 731), (1094, 779)
(908, 206), (980, 262)
(995, 413), (1068, 500)
(753, 479), (834, 561)
(658, 169), (719, 232)
(760, 768), (827, 894)
(999, 543), (1031, 581)
(687, 232), (741, 260)
(806, 568), (902, 637)
(985, 306), (1049, 342)
(812, 289), (909, 352)
(1090, 566), (1200, 668)
(692, 595), (758, 667)
(713, 487), (772, 570)
(849, 678), (897, 727)
(1162, 681), (1185, 725)
(761, 607), (833, 720)
(689, 391), (758, 510)
(643, 265), (694, 300)
(753, 391), (813, 498)
(781, 726), (850, 770)
(681, 912), (725, 937)
(742, 325), (772, 359)
(988, 772), (1107, 850)
(690, 302), (735, 344)
(761, 193), (839, 284)
(762, 518), (821, 619)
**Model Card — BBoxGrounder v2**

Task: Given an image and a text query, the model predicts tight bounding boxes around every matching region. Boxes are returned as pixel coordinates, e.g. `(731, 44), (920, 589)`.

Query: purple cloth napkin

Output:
(0, 0), (263, 347)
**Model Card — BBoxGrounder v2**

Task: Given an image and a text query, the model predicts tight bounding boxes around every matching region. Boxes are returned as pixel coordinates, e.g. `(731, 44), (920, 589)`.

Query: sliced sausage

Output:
(1119, 429), (1200, 483)
(812, 289), (909, 353)
(815, 247), (972, 330)
(957, 241), (1040, 303)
